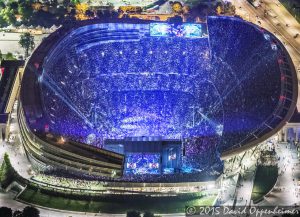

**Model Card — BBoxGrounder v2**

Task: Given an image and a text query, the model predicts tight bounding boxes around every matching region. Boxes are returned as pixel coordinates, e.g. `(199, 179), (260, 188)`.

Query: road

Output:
(230, 0), (300, 69)
(0, 32), (48, 56)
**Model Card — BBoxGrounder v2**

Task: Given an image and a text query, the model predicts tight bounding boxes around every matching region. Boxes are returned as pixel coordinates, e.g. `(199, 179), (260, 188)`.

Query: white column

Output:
(0, 127), (2, 141)
(284, 127), (288, 142)
(278, 129), (283, 142)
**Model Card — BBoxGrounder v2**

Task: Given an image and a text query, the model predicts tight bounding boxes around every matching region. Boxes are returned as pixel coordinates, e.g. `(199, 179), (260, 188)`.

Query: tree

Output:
(49, 0), (58, 7)
(0, 7), (16, 25)
(62, 0), (71, 7)
(31, 10), (57, 27)
(13, 210), (22, 217)
(71, 0), (81, 4)
(18, 2), (33, 23)
(85, 9), (94, 18)
(75, 3), (89, 20)
(224, 2), (236, 15)
(0, 1), (5, 9)
(0, 153), (8, 183)
(126, 210), (141, 217)
(168, 15), (183, 24)
(107, 2), (114, 7)
(22, 206), (40, 217)
(189, 3), (209, 19)
(0, 13), (7, 27)
(5, 52), (15, 60)
(216, 6), (222, 15)
(19, 32), (35, 58)
(8, 2), (18, 13)
(143, 211), (155, 217)
(182, 5), (190, 14)
(0, 207), (13, 217)
(172, 2), (183, 13)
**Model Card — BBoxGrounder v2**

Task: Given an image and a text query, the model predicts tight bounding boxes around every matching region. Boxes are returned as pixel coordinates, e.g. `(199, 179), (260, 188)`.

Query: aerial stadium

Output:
(18, 16), (297, 184)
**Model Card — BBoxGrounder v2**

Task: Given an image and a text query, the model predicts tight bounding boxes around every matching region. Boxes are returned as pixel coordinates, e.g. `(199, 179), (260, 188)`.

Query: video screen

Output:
(125, 153), (160, 175)
(150, 23), (206, 38)
(150, 23), (171, 37)
(182, 24), (202, 38)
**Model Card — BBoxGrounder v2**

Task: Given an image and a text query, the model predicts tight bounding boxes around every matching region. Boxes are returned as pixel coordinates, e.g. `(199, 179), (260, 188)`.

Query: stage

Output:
(104, 137), (182, 175)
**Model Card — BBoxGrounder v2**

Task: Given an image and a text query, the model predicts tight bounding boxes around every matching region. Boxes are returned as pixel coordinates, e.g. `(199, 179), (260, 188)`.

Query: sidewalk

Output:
(259, 143), (300, 206)
(0, 102), (32, 179)
(235, 164), (256, 206)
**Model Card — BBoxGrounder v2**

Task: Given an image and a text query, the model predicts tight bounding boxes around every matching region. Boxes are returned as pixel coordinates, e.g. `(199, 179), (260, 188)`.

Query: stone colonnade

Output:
(278, 124), (300, 143)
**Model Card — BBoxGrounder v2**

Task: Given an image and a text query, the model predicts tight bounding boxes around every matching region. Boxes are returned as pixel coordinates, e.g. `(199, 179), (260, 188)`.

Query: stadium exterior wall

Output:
(18, 100), (125, 178)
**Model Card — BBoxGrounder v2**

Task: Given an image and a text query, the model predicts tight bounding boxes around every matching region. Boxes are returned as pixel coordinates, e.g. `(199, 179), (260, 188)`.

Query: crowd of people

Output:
(43, 167), (220, 183)
(31, 18), (289, 182)
(208, 17), (284, 152)
(41, 32), (216, 141)
(32, 174), (105, 190)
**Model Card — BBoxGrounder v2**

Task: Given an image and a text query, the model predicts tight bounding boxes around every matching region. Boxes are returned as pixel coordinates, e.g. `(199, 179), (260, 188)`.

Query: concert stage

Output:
(104, 137), (182, 175)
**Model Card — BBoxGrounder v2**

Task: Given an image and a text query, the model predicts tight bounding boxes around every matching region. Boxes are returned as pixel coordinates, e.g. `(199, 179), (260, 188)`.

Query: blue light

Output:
(181, 166), (193, 173)
(37, 19), (284, 179)
(150, 23), (204, 38)
(264, 33), (270, 41)
(125, 153), (161, 175)
(150, 23), (171, 37)
(271, 43), (277, 50)
(182, 24), (202, 38)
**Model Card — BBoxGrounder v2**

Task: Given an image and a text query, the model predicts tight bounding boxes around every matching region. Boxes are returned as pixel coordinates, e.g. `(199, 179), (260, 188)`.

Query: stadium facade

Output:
(18, 16), (297, 183)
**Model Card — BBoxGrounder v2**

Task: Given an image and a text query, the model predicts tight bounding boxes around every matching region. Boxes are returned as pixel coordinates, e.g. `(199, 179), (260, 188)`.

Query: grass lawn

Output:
(251, 165), (278, 203)
(17, 187), (216, 213)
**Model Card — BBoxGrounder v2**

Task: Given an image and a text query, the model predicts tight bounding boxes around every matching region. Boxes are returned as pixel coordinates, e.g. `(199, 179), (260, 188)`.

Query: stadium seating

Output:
(19, 17), (297, 182)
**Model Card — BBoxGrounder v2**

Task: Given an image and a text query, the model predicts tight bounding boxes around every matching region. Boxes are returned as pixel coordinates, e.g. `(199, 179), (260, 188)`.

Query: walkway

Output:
(0, 101), (32, 179)
(235, 164), (256, 206)
(259, 142), (300, 206)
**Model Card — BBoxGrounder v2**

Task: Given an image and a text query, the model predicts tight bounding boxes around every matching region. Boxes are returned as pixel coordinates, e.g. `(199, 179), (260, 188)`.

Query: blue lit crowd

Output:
(38, 18), (283, 181)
